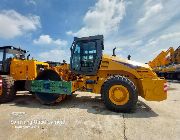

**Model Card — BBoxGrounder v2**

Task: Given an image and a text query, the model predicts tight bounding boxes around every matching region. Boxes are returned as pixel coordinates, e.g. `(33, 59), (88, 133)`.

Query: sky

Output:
(0, 0), (180, 63)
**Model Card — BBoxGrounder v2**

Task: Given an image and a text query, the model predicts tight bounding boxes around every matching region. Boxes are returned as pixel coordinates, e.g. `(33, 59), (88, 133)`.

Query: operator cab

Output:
(0, 46), (27, 74)
(70, 35), (104, 75)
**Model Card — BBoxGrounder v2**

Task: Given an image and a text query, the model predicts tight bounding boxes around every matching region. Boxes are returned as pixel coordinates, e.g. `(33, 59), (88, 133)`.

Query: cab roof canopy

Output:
(74, 35), (103, 42)
(0, 46), (27, 55)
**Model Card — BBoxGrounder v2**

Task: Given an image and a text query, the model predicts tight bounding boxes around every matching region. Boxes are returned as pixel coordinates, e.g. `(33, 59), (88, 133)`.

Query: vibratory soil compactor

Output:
(30, 35), (167, 112)
(0, 35), (167, 112)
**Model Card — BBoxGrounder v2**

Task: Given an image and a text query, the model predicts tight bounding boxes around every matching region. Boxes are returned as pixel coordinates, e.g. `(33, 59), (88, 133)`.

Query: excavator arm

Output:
(148, 47), (174, 68)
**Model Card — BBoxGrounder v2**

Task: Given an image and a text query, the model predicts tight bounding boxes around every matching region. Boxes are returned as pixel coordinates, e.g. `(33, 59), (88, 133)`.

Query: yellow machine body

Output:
(62, 54), (167, 101)
(10, 59), (49, 80)
(27, 35), (167, 112)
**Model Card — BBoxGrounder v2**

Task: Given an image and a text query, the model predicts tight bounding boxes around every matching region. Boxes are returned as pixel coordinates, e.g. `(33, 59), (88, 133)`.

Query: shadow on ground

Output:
(167, 80), (180, 84)
(168, 87), (177, 91)
(3, 93), (158, 118)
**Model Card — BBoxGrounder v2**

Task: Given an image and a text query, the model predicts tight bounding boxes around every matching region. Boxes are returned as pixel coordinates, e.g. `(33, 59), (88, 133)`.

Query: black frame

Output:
(70, 35), (104, 75)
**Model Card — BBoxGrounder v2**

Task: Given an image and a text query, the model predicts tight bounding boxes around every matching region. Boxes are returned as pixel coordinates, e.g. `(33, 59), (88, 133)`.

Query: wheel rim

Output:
(109, 85), (129, 105)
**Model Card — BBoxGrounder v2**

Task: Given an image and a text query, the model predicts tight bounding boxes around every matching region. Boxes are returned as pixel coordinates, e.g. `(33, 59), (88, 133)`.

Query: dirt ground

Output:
(0, 82), (179, 140)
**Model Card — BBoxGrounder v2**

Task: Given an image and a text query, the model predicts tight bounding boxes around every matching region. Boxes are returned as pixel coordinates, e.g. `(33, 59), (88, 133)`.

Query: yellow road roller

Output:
(30, 35), (167, 112)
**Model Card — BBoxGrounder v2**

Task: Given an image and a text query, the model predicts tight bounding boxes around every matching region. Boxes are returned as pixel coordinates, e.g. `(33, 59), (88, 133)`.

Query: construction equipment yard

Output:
(0, 81), (179, 140)
(0, 0), (180, 140)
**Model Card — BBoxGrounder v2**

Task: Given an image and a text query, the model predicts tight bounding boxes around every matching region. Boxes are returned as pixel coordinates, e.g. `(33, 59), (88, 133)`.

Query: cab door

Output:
(70, 35), (104, 75)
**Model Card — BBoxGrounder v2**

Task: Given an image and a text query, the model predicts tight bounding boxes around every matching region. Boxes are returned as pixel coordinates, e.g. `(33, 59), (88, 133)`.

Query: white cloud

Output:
(34, 35), (68, 62)
(25, 0), (37, 6)
(159, 32), (180, 40)
(66, 31), (73, 36)
(0, 10), (40, 39)
(152, 49), (166, 55)
(146, 32), (180, 48)
(33, 35), (67, 46)
(135, 0), (180, 38)
(38, 49), (70, 62)
(67, 0), (126, 37)
(103, 0), (180, 63)
(135, 31), (180, 62)
(138, 3), (163, 24)
(41, 0), (180, 64)
(132, 40), (143, 46)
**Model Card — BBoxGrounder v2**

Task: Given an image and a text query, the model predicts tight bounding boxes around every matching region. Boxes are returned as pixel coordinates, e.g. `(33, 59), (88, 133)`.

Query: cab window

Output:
(81, 42), (96, 67)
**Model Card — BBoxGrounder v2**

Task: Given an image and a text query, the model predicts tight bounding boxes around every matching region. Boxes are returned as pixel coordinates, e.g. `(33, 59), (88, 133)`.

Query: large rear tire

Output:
(0, 75), (15, 103)
(35, 70), (66, 105)
(101, 75), (138, 112)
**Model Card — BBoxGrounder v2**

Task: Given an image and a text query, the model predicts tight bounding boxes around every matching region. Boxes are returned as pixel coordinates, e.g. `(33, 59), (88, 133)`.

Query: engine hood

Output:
(103, 54), (150, 69)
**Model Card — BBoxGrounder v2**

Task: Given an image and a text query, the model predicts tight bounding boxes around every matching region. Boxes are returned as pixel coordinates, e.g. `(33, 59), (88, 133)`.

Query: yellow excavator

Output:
(148, 47), (174, 68)
(148, 46), (180, 80)
(28, 35), (167, 112)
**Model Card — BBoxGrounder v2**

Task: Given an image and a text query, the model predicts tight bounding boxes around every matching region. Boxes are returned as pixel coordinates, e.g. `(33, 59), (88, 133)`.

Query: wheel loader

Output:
(0, 46), (49, 103)
(28, 35), (167, 112)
